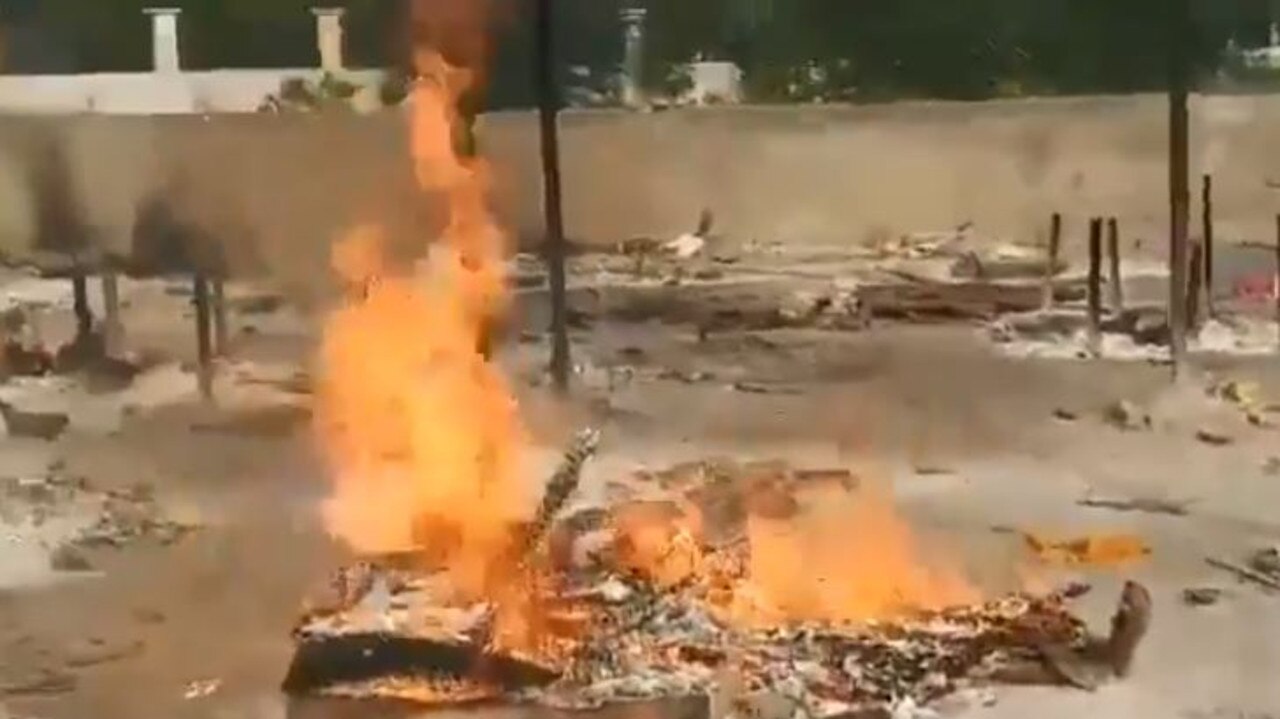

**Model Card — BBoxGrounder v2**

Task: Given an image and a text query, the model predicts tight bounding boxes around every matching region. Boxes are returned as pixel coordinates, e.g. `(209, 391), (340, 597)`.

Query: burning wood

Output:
(285, 452), (1146, 716)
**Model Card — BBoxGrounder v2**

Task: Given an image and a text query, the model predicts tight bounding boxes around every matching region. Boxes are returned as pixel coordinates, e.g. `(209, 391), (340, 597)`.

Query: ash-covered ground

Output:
(0, 234), (1278, 719)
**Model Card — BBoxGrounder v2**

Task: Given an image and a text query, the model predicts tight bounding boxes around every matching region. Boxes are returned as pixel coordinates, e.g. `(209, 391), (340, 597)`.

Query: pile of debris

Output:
(0, 470), (197, 572)
(284, 436), (1147, 716)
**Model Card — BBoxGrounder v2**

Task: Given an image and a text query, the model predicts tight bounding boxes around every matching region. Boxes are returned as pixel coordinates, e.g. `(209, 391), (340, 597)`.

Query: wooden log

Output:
(1042, 212), (1062, 310)
(1087, 217), (1103, 356)
(858, 280), (1079, 321)
(1186, 241), (1203, 334)
(1107, 217), (1124, 313)
(1202, 174), (1214, 318)
(193, 274), (214, 401)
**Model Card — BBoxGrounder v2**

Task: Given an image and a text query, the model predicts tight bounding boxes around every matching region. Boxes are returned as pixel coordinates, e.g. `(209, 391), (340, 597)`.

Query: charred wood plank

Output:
(281, 633), (559, 697)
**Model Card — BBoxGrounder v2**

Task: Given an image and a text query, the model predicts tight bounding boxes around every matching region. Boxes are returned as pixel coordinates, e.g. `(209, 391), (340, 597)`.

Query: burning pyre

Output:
(285, 439), (1145, 716)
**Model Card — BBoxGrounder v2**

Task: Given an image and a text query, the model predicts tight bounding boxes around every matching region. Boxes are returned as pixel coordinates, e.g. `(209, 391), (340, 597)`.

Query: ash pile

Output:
(284, 431), (1149, 717)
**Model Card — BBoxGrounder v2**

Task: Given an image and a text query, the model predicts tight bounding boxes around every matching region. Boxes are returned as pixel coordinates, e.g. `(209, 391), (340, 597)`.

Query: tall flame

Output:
(315, 1), (522, 600)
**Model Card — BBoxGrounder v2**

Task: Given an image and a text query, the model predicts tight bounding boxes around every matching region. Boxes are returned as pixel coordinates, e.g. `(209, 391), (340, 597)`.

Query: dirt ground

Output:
(1, 247), (1279, 719)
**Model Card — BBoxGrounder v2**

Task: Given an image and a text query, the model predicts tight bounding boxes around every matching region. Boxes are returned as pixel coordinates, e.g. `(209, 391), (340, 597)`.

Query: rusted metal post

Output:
(211, 277), (228, 357)
(1186, 241), (1203, 333)
(193, 273), (213, 401)
(1087, 217), (1103, 356)
(1167, 0), (1191, 380)
(1202, 174), (1215, 318)
(101, 268), (123, 356)
(1042, 212), (1062, 310)
(1107, 217), (1124, 314)
(536, 0), (570, 393)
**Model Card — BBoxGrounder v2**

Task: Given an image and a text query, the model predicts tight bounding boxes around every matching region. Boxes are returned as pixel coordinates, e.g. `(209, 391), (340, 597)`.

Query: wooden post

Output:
(193, 274), (213, 401)
(1186, 241), (1203, 334)
(1202, 174), (1215, 318)
(1107, 217), (1124, 314)
(71, 269), (92, 342)
(1042, 212), (1062, 310)
(101, 269), (123, 356)
(1167, 0), (1191, 380)
(211, 277), (228, 357)
(1087, 217), (1103, 357)
(536, 0), (570, 394)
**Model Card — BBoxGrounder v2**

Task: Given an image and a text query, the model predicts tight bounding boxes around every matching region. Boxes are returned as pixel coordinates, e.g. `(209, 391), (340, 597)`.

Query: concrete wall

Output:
(0, 70), (386, 115)
(1, 94), (1279, 296)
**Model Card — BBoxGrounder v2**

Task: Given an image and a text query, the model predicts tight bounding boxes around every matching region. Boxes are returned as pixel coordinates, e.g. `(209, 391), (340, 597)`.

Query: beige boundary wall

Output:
(0, 94), (1277, 292)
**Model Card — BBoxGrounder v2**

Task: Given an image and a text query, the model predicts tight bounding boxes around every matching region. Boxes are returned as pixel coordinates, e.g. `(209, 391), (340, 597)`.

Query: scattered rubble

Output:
(182, 678), (222, 700)
(1102, 400), (1151, 431)
(1, 472), (197, 557)
(1078, 495), (1193, 517)
(0, 400), (69, 441)
(1195, 429), (1235, 447)
(1182, 587), (1225, 607)
(48, 544), (93, 573)
(1205, 555), (1280, 592)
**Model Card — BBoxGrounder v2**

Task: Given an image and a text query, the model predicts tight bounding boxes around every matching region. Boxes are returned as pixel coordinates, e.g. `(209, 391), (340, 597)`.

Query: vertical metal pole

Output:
(1187, 241), (1203, 334)
(1107, 217), (1124, 314)
(193, 273), (213, 401)
(211, 277), (228, 357)
(536, 0), (571, 393)
(1042, 212), (1062, 311)
(1087, 217), (1103, 357)
(1202, 174), (1215, 318)
(101, 268), (123, 357)
(71, 270), (92, 342)
(1275, 214), (1280, 354)
(1168, 0), (1191, 379)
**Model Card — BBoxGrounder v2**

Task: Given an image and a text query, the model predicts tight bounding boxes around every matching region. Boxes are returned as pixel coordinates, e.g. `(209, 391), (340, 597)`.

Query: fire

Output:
(314, 0), (523, 603)
(608, 479), (978, 627)
(731, 484), (978, 625)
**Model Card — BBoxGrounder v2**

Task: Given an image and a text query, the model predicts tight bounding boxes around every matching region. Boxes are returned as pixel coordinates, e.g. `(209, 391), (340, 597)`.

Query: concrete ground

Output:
(0, 252), (1278, 719)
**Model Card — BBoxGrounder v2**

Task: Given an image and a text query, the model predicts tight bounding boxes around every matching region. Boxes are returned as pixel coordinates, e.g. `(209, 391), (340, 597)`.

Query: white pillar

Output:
(312, 7), (346, 72)
(619, 7), (648, 108)
(143, 8), (182, 73)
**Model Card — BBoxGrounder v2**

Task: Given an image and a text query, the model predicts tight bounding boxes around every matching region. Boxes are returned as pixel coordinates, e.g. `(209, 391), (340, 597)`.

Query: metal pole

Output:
(1087, 217), (1103, 357)
(1042, 212), (1062, 311)
(536, 0), (571, 393)
(1107, 217), (1124, 314)
(211, 277), (228, 357)
(193, 273), (214, 401)
(1167, 0), (1191, 380)
(1202, 174), (1215, 318)
(101, 268), (123, 357)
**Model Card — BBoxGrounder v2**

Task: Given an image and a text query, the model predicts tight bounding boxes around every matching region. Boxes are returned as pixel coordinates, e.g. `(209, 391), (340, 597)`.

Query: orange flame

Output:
(314, 2), (522, 602)
(735, 485), (978, 625)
